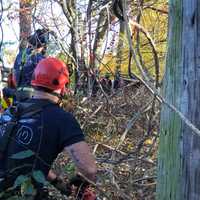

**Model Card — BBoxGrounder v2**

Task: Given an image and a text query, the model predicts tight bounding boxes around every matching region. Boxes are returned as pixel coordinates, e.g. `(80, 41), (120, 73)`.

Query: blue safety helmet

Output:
(28, 29), (51, 48)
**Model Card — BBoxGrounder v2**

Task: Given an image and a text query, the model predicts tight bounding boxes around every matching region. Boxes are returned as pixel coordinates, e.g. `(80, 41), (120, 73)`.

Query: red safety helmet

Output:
(31, 57), (69, 92)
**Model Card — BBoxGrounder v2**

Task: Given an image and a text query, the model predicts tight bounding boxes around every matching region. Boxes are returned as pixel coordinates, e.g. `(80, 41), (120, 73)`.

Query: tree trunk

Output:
(93, 9), (108, 61)
(157, 1), (200, 199)
(19, 0), (32, 48)
(116, 20), (125, 74)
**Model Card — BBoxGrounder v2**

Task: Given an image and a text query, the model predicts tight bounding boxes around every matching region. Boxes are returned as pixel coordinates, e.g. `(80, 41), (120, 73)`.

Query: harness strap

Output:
(17, 48), (27, 87)
(0, 121), (17, 153)
(0, 101), (52, 154)
(17, 87), (34, 92)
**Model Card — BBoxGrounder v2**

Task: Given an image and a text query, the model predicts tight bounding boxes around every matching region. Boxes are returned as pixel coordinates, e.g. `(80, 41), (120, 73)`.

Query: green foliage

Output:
(20, 178), (36, 196)
(56, 52), (70, 63)
(10, 150), (35, 159)
(64, 162), (76, 178)
(6, 196), (20, 200)
(14, 175), (29, 188)
(100, 0), (168, 81)
(0, 191), (5, 199)
(2, 171), (48, 199)
(32, 170), (48, 185)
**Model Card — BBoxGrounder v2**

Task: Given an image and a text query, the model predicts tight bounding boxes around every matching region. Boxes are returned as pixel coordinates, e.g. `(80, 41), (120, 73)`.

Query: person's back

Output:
(13, 29), (50, 101)
(0, 57), (97, 200)
(13, 47), (32, 87)
(19, 52), (45, 87)
(5, 98), (84, 180)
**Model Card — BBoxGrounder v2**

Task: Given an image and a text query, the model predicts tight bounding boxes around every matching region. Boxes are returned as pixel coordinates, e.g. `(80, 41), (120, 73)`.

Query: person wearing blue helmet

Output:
(13, 29), (50, 101)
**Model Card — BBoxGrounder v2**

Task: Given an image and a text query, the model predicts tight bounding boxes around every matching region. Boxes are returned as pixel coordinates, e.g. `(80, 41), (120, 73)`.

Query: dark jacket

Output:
(13, 48), (45, 87)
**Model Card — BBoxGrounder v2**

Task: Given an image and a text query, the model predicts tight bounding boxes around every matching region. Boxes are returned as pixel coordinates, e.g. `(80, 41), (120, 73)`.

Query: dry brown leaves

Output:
(53, 82), (160, 200)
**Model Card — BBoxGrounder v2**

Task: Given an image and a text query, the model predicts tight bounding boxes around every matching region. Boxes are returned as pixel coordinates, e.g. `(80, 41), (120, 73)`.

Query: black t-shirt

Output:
(4, 99), (85, 178)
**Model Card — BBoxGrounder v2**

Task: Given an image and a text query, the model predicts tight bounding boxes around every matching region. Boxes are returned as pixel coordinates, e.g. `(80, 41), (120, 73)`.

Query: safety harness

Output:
(0, 100), (54, 200)
(0, 100), (51, 168)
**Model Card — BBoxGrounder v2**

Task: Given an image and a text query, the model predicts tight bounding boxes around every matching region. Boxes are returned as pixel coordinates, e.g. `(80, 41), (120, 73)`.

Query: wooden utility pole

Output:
(19, 0), (32, 48)
(157, 1), (200, 199)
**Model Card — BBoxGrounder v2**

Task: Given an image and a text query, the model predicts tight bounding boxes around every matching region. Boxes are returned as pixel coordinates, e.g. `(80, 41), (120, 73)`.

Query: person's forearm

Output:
(65, 141), (97, 182)
(77, 166), (97, 183)
(69, 148), (97, 182)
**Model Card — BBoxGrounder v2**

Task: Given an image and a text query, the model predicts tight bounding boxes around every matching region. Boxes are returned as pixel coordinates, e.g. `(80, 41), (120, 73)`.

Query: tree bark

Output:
(157, 0), (200, 199)
(19, 0), (32, 48)
(116, 20), (125, 74)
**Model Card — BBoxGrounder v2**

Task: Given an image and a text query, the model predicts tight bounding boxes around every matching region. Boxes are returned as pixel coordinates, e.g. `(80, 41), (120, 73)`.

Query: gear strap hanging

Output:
(0, 101), (52, 155)
(16, 48), (27, 87)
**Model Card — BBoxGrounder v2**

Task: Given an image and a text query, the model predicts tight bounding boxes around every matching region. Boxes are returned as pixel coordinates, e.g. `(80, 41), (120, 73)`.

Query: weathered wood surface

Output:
(157, 0), (200, 199)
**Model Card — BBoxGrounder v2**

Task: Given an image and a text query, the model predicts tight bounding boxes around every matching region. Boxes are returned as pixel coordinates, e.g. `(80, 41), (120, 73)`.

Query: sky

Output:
(0, 0), (116, 68)
(1, 0), (69, 67)
(1, 1), (19, 47)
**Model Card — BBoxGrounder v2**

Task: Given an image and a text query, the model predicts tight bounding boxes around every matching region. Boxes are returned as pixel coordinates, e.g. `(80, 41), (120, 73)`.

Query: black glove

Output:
(69, 174), (89, 189)
(69, 175), (91, 199)
(51, 177), (72, 196)
(52, 175), (90, 197)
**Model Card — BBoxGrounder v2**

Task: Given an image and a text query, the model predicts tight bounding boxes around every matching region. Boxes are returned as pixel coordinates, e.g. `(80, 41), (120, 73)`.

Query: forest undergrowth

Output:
(53, 82), (160, 200)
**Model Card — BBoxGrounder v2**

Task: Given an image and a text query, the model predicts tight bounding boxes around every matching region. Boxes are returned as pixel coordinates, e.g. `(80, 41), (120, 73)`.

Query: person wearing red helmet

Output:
(31, 57), (69, 97)
(0, 57), (97, 200)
